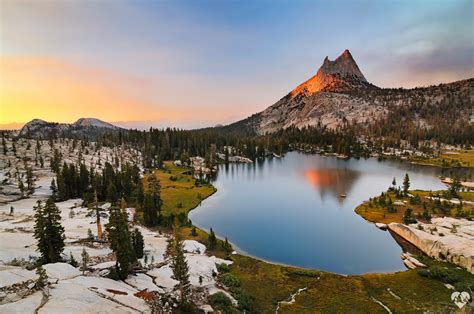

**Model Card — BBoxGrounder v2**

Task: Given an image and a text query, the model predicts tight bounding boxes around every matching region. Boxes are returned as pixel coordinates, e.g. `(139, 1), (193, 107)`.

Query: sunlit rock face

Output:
(290, 49), (368, 96)
(226, 48), (472, 136)
(254, 49), (382, 134)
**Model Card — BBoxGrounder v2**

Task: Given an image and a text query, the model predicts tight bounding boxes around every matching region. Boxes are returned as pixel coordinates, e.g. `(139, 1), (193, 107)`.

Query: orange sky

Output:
(1, 1), (472, 129)
(1, 56), (178, 125)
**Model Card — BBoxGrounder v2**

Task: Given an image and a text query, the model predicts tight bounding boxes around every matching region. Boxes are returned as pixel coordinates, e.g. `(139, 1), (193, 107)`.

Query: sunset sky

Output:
(1, 0), (473, 129)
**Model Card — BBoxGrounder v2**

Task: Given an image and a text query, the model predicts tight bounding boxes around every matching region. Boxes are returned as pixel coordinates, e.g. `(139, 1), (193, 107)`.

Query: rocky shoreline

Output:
(388, 218), (474, 274)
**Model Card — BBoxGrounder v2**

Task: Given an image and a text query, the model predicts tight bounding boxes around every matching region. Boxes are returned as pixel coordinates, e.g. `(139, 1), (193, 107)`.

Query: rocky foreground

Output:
(0, 137), (234, 312)
(0, 197), (234, 313)
(388, 217), (474, 274)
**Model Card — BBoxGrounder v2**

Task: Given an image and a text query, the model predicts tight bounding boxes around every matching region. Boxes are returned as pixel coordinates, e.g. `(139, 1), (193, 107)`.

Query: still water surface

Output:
(189, 152), (448, 274)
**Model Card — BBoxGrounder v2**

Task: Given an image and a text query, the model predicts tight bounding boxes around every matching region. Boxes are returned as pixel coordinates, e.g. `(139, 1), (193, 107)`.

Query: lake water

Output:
(189, 152), (450, 274)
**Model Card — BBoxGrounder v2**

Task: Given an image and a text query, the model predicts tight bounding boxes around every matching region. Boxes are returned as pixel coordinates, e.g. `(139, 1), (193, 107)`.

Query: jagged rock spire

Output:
(291, 49), (367, 96)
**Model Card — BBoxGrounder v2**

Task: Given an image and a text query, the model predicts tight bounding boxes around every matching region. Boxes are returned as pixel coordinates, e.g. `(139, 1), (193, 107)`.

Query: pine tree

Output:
(222, 237), (232, 254)
(36, 265), (48, 288)
(50, 179), (58, 199)
(2, 137), (6, 155)
(69, 252), (78, 267)
(81, 248), (89, 275)
(171, 237), (191, 305)
(403, 173), (410, 195)
(106, 181), (118, 204)
(90, 191), (103, 240)
(208, 228), (217, 250)
(26, 168), (34, 192)
(450, 176), (461, 197)
(143, 193), (159, 227)
(131, 228), (144, 259)
(166, 234), (177, 258)
(18, 179), (25, 198)
(34, 198), (65, 264)
(106, 207), (134, 280)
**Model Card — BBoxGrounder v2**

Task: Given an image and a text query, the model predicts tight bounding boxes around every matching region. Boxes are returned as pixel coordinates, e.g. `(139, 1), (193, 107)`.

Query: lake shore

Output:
(164, 160), (473, 312)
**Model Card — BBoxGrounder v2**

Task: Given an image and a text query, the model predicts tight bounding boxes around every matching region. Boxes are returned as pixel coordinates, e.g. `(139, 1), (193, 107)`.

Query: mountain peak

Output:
(291, 49), (368, 96)
(73, 118), (117, 129)
(19, 117), (120, 139)
(340, 49), (352, 58)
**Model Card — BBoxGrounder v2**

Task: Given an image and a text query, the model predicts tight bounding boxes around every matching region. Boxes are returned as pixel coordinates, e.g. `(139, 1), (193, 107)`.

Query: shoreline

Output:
(186, 162), (408, 277)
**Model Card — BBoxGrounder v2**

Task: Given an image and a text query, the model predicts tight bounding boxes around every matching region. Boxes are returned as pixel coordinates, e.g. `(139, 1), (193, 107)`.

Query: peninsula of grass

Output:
(409, 149), (474, 168)
(355, 189), (474, 224)
(152, 162), (473, 312)
(150, 161), (216, 216)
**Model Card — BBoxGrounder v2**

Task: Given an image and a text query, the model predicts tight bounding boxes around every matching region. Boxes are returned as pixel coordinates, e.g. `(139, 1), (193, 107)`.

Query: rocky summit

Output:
(19, 118), (121, 139)
(290, 49), (370, 96)
(225, 49), (472, 135)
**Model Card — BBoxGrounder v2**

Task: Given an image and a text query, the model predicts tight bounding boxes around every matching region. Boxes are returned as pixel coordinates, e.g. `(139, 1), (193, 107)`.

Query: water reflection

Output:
(189, 152), (456, 274)
(304, 168), (359, 202)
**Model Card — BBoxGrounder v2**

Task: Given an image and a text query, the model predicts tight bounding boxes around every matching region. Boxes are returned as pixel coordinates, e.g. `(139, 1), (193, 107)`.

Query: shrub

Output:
(220, 273), (241, 287)
(418, 265), (462, 284)
(233, 289), (255, 312)
(387, 205), (397, 213)
(209, 292), (234, 311)
(285, 268), (320, 278)
(216, 263), (231, 273)
(403, 208), (417, 224)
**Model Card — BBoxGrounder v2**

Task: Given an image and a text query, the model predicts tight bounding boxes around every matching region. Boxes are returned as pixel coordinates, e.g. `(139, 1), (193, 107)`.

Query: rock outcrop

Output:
(19, 118), (120, 139)
(224, 49), (473, 135)
(388, 218), (474, 273)
(290, 49), (369, 96)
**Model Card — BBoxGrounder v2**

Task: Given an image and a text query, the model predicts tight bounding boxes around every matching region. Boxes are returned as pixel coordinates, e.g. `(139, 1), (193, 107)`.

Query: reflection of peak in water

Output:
(304, 168), (360, 201)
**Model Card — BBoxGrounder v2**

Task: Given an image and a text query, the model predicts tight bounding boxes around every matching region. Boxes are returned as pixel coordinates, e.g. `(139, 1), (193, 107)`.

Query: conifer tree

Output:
(403, 173), (410, 195)
(106, 181), (118, 204)
(89, 191), (103, 240)
(131, 228), (144, 259)
(2, 137), (6, 155)
(34, 198), (65, 264)
(222, 237), (232, 254)
(18, 179), (25, 198)
(450, 176), (461, 197)
(208, 228), (217, 250)
(50, 179), (58, 199)
(36, 265), (48, 288)
(26, 168), (34, 192)
(106, 207), (134, 280)
(81, 248), (89, 275)
(143, 193), (159, 227)
(69, 252), (78, 267)
(171, 237), (191, 305)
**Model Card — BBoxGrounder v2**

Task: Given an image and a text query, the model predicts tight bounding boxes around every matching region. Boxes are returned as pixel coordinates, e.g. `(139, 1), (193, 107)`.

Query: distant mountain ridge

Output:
(19, 118), (121, 139)
(224, 49), (473, 136)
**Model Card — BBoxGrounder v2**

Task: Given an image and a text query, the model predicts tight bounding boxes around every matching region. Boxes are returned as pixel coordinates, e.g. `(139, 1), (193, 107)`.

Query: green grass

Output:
(409, 149), (474, 168)
(229, 254), (472, 313)
(145, 161), (216, 217)
(355, 190), (474, 224)
(144, 162), (231, 257)
(146, 162), (474, 312)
